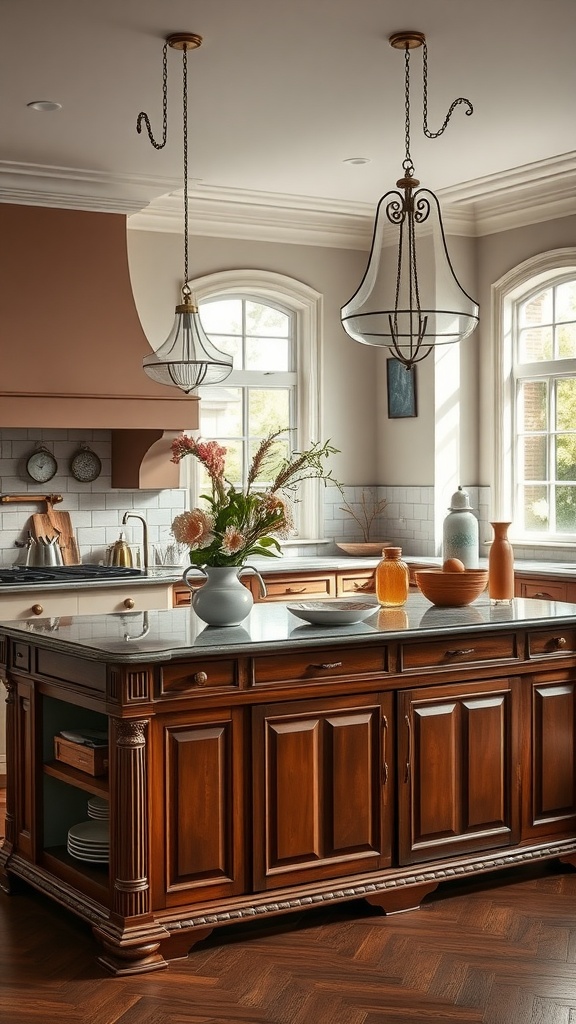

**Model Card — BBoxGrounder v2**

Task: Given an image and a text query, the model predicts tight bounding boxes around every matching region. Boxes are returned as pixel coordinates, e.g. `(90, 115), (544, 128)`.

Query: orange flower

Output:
(172, 509), (214, 549)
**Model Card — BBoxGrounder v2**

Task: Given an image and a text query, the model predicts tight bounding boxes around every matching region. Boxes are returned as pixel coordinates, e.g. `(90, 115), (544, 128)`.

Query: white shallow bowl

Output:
(287, 600), (378, 626)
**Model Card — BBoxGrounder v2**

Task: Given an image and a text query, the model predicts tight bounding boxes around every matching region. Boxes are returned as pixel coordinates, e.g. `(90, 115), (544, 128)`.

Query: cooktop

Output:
(0, 565), (147, 586)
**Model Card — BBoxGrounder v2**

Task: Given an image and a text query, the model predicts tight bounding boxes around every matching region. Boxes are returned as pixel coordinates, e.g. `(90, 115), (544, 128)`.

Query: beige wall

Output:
(127, 229), (378, 486)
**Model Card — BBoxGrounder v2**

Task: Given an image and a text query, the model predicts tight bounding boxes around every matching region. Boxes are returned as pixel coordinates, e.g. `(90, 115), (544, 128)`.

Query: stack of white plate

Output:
(67, 819), (109, 863)
(87, 795), (109, 820)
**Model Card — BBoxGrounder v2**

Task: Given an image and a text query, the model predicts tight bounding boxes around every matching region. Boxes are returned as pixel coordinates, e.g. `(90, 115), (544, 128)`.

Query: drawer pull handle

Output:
(192, 671), (208, 687)
(31, 604), (43, 616)
(311, 661), (343, 670)
(382, 714), (389, 784)
(285, 587), (306, 594)
(404, 714), (411, 783)
(533, 592), (553, 599)
(123, 598), (135, 610)
(552, 636), (567, 649)
(445, 648), (475, 657)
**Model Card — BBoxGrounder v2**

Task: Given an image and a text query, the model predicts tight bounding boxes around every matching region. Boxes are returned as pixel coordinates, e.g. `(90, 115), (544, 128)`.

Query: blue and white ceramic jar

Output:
(442, 486), (479, 568)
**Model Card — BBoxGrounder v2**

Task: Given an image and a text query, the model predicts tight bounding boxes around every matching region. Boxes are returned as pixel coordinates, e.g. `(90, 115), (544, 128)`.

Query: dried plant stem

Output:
(340, 490), (388, 542)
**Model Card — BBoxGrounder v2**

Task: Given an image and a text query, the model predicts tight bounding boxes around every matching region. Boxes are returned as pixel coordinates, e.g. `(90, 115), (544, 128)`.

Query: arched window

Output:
(493, 249), (576, 542)
(190, 269), (323, 540)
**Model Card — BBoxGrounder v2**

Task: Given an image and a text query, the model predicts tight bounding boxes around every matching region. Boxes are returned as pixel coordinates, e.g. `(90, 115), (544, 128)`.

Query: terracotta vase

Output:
(488, 522), (514, 604)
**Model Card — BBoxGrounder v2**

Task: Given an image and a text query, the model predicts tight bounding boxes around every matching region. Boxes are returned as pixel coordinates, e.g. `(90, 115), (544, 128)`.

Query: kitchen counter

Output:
(2, 592), (576, 662)
(2, 593), (576, 975)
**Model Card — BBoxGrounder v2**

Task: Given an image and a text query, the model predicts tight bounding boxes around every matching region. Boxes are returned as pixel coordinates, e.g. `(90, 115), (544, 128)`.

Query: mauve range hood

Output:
(0, 203), (198, 432)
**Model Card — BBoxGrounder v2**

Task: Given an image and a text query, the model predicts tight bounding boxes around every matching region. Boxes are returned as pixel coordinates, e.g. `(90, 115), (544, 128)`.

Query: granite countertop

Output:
(2, 592), (576, 663)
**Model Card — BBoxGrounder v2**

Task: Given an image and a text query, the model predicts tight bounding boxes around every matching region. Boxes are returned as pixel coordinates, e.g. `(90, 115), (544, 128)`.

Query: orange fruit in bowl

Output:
(442, 557), (466, 572)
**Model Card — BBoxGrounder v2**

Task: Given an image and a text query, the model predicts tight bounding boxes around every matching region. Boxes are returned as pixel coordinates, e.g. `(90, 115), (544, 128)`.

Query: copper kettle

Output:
(106, 532), (133, 567)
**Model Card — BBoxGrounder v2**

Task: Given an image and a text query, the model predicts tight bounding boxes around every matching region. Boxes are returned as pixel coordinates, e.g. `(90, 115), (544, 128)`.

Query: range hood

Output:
(0, 203), (198, 431)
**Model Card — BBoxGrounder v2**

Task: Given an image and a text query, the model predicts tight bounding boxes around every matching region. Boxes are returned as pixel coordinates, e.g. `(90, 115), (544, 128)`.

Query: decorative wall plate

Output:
(26, 445), (58, 483)
(70, 445), (102, 482)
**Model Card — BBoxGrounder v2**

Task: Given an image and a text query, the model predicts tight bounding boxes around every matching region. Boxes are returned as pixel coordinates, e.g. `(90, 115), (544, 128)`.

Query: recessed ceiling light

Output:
(343, 157), (370, 166)
(27, 100), (62, 112)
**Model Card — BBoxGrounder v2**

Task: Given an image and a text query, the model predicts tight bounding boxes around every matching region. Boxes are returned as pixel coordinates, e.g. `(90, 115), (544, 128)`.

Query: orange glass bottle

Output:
(375, 546), (409, 607)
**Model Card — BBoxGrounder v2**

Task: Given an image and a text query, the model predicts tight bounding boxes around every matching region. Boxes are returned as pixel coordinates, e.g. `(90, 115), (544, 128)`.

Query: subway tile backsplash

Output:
(1, 431), (573, 567)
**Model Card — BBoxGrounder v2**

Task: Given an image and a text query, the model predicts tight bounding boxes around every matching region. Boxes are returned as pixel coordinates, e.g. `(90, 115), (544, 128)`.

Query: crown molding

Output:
(1, 153), (575, 247)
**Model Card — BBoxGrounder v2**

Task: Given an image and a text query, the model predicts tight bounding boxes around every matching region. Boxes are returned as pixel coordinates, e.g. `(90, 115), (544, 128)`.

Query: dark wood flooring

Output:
(2, 789), (576, 1024)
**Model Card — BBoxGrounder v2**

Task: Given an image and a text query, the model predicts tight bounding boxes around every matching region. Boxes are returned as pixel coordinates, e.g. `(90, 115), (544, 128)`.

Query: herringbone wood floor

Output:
(2, 791), (576, 1024)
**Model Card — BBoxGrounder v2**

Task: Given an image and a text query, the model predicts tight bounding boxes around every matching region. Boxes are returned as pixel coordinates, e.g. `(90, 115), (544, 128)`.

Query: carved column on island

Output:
(0, 678), (15, 888)
(94, 716), (170, 975)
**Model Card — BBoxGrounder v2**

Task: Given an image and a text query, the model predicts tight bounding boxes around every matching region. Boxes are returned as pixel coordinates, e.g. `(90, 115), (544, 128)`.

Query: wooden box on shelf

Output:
(54, 736), (109, 777)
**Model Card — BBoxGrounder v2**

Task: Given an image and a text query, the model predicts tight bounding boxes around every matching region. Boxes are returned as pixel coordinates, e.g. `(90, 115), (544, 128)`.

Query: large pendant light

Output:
(138, 34), (233, 393)
(341, 32), (479, 369)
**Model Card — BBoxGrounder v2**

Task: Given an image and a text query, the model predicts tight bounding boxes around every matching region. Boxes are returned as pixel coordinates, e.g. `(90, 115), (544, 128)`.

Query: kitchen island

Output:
(1, 594), (576, 975)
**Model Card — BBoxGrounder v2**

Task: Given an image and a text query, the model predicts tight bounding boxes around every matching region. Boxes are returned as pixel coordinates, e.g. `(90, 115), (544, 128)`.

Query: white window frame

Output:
(188, 269), (324, 540)
(492, 248), (576, 542)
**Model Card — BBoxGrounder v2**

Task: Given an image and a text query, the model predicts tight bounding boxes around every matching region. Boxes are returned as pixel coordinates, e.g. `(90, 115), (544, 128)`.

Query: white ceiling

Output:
(2, 0), (576, 242)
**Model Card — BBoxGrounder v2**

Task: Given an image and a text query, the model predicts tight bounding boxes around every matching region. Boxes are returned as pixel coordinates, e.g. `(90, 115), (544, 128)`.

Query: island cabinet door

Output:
(252, 692), (393, 891)
(149, 707), (245, 909)
(523, 671), (576, 840)
(398, 677), (521, 866)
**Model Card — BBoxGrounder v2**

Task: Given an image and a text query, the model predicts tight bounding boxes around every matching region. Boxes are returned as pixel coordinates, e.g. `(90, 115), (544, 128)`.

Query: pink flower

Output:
(171, 509), (214, 548)
(220, 526), (246, 555)
(171, 435), (227, 480)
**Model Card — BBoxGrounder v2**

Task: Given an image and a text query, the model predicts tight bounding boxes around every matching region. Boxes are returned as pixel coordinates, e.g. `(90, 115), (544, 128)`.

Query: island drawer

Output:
(400, 632), (518, 671)
(527, 627), (576, 658)
(251, 645), (388, 686)
(158, 659), (239, 696)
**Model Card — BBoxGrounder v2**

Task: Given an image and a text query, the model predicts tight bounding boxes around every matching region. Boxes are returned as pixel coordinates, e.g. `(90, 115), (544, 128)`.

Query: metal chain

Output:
(182, 46), (189, 287)
(403, 46), (414, 176)
(422, 41), (473, 139)
(136, 41), (168, 149)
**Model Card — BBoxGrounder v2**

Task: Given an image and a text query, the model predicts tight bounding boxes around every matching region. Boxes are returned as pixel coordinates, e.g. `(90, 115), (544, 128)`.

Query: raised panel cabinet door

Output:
(526, 674), (576, 837)
(150, 708), (245, 908)
(398, 678), (521, 865)
(515, 576), (567, 602)
(252, 692), (393, 891)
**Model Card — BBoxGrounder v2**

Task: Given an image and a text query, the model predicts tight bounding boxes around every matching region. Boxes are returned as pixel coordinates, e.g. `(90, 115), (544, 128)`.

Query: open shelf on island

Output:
(43, 761), (109, 797)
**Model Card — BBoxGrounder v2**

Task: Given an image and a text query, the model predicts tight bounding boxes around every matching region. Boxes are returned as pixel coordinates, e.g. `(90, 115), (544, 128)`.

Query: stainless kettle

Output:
(26, 534), (63, 567)
(106, 532), (133, 567)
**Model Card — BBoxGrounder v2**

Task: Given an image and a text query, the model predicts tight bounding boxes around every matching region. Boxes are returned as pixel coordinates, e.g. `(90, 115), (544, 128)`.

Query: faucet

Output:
(122, 512), (149, 572)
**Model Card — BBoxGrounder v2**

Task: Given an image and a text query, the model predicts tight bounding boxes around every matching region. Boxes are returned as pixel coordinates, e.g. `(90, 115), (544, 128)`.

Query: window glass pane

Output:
(200, 299), (242, 334)
(518, 289), (552, 328)
(556, 435), (576, 482)
(557, 323), (576, 359)
(246, 336), (289, 371)
(521, 435), (547, 481)
(246, 301), (289, 337)
(519, 380), (547, 430)
(555, 282), (576, 324)
(556, 378), (576, 431)
(248, 389), (290, 438)
(198, 388), (243, 437)
(522, 485), (549, 531)
(206, 334), (242, 368)
(556, 487), (576, 531)
(518, 325), (553, 362)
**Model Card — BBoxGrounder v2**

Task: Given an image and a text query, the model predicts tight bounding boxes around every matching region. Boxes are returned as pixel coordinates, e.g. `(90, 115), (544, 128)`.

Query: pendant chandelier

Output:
(341, 31), (479, 369)
(138, 34), (233, 393)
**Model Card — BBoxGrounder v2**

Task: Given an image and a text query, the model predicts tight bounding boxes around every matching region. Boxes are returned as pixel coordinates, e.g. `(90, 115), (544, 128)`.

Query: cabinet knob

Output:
(192, 671), (208, 687)
(123, 598), (135, 610)
(31, 604), (43, 616)
(552, 636), (567, 649)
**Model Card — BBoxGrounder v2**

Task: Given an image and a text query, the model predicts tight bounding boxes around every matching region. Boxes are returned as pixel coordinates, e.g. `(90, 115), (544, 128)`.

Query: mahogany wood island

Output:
(1, 595), (576, 975)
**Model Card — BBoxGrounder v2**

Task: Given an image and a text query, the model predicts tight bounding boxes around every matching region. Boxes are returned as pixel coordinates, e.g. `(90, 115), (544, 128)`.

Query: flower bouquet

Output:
(170, 430), (339, 567)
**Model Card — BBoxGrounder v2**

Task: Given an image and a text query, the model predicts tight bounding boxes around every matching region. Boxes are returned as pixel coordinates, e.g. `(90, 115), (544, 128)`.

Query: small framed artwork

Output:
(387, 358), (417, 418)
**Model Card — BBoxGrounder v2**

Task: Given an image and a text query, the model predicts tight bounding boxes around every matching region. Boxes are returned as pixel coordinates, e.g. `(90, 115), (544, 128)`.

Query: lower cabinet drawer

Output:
(400, 632), (519, 670)
(262, 574), (336, 601)
(251, 645), (388, 685)
(528, 627), (576, 658)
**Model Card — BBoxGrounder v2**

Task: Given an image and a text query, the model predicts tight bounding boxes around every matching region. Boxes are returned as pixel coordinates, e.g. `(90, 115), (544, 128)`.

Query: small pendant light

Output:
(341, 32), (479, 370)
(138, 34), (233, 394)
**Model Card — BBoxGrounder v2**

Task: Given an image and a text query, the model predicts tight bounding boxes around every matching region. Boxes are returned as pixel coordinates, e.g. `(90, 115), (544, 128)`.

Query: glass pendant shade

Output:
(143, 292), (233, 394)
(341, 182), (479, 367)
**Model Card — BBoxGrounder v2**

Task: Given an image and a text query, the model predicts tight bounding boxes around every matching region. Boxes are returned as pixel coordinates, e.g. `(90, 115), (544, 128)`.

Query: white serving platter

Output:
(287, 600), (378, 626)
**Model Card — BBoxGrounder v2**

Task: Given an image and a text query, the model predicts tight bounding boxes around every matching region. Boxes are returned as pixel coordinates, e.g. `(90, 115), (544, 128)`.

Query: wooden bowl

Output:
(414, 568), (489, 607)
(335, 542), (390, 557)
